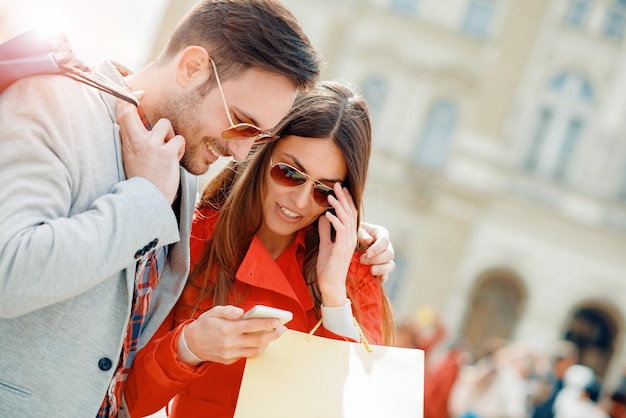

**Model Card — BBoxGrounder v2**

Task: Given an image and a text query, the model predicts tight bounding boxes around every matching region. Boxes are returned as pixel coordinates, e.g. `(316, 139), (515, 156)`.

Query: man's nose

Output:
(227, 137), (256, 161)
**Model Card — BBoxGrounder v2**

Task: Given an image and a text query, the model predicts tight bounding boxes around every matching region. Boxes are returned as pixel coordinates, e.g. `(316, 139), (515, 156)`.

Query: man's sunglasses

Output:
(269, 160), (339, 207)
(210, 58), (279, 144)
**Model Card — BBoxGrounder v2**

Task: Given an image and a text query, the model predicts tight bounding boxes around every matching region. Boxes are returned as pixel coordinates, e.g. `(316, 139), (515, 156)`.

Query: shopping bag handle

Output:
(307, 318), (373, 353)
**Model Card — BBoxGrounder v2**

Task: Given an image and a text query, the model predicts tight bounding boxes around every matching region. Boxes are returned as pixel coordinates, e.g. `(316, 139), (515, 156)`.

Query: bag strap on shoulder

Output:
(0, 29), (138, 106)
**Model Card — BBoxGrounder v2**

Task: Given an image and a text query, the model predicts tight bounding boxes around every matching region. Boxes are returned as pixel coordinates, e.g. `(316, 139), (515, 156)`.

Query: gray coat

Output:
(0, 62), (195, 416)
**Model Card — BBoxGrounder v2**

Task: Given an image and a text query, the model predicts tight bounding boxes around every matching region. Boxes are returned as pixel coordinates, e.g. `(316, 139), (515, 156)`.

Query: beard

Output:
(153, 88), (213, 175)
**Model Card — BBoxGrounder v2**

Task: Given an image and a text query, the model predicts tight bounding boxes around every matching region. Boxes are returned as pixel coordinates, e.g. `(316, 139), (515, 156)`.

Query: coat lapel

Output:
(236, 234), (314, 311)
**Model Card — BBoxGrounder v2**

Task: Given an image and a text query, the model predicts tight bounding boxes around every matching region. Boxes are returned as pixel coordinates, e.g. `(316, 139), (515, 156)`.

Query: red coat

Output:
(124, 206), (385, 418)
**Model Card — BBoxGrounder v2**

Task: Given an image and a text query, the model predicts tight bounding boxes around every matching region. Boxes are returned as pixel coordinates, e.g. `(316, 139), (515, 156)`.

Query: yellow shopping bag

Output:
(234, 329), (424, 418)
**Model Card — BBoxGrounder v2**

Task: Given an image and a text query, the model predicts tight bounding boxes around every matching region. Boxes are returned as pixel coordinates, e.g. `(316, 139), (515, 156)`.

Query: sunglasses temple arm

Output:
(209, 58), (236, 127)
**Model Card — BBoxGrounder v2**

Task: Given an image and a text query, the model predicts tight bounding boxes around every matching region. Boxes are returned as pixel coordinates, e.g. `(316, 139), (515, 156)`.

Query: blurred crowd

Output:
(394, 307), (626, 418)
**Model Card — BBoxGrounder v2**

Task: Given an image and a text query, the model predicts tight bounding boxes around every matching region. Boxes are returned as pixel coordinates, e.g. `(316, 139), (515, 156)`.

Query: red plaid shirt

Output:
(97, 246), (168, 417)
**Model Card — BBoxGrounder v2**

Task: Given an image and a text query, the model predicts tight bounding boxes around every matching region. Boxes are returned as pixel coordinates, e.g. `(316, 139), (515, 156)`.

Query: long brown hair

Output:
(190, 81), (395, 344)
(158, 0), (320, 90)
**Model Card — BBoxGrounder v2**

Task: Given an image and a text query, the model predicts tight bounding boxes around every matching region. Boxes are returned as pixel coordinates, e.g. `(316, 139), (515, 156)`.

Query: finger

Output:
(236, 328), (286, 359)
(376, 271), (390, 284)
(318, 213), (332, 244)
(368, 259), (395, 280)
(329, 187), (357, 233)
(357, 226), (374, 246)
(339, 186), (356, 211)
(130, 90), (145, 101)
(365, 234), (391, 259)
(324, 209), (345, 240)
(116, 98), (148, 144)
(239, 317), (283, 333)
(206, 305), (245, 320)
(359, 240), (392, 266)
(241, 325), (286, 346)
(150, 118), (177, 143)
(164, 134), (186, 161)
(341, 189), (358, 227)
(331, 184), (354, 215)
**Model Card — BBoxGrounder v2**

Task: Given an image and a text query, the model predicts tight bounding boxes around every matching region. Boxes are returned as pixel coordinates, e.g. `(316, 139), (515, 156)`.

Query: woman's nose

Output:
(292, 182), (314, 208)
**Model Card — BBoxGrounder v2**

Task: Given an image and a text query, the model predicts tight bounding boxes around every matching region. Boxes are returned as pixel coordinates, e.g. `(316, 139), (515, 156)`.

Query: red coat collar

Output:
(235, 231), (314, 311)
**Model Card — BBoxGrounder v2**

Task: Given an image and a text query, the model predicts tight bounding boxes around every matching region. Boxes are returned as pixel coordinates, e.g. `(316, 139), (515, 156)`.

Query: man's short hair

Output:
(160, 0), (321, 90)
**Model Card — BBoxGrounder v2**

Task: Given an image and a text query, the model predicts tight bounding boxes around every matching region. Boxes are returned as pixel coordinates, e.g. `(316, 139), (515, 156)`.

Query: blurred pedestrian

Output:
(448, 339), (535, 418)
(424, 340), (472, 418)
(531, 340), (580, 418)
(553, 364), (608, 418)
(608, 367), (626, 418)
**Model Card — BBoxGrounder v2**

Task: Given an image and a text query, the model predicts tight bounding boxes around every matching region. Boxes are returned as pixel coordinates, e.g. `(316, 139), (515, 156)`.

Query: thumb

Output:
(357, 226), (374, 246)
(131, 90), (145, 101)
(208, 305), (245, 320)
(165, 134), (186, 161)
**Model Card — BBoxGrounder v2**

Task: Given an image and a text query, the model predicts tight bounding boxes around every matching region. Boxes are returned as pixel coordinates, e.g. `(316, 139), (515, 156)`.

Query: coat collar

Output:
(235, 230), (314, 310)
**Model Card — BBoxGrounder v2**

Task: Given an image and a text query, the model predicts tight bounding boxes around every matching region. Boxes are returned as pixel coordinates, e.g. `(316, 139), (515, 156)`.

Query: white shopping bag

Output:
(234, 329), (424, 418)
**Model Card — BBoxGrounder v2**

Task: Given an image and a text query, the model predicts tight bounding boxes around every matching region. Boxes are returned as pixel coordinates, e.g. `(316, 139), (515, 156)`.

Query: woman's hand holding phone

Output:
(181, 305), (287, 366)
(316, 183), (358, 307)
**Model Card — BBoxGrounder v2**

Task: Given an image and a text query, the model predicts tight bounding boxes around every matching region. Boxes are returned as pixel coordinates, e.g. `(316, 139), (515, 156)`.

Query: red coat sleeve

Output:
(346, 253), (386, 345)
(123, 313), (212, 416)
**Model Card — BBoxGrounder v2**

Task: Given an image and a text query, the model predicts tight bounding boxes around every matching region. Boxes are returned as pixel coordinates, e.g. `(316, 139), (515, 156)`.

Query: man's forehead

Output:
(225, 70), (297, 128)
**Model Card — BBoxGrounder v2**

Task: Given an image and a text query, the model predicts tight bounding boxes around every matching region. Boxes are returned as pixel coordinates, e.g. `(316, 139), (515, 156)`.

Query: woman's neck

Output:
(256, 226), (296, 259)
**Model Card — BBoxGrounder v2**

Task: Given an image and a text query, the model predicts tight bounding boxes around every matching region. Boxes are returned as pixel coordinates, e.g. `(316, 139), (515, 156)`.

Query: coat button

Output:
(98, 357), (113, 371)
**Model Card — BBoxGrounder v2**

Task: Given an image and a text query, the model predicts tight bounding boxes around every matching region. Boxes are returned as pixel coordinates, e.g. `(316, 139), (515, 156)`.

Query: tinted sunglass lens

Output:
(313, 185), (334, 207)
(270, 162), (337, 207)
(223, 124), (262, 139)
(270, 164), (306, 186)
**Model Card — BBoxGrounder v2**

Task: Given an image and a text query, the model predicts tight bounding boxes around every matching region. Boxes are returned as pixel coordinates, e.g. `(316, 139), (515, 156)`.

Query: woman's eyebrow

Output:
(284, 152), (343, 183)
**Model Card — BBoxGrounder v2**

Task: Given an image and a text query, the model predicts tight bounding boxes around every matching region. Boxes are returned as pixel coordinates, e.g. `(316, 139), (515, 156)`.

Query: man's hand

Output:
(183, 305), (286, 365)
(358, 221), (395, 282)
(116, 96), (185, 204)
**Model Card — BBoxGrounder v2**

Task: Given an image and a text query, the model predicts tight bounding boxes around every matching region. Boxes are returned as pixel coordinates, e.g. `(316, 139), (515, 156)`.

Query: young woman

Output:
(124, 81), (395, 417)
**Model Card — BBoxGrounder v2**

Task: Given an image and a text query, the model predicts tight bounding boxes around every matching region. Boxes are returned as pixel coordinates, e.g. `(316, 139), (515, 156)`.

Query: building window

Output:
(390, 0), (418, 15)
(525, 108), (554, 171)
(523, 72), (594, 181)
(462, 0), (496, 38)
(604, 0), (626, 38)
(361, 76), (388, 124)
(565, 0), (594, 28)
(414, 99), (458, 170)
(554, 117), (583, 180)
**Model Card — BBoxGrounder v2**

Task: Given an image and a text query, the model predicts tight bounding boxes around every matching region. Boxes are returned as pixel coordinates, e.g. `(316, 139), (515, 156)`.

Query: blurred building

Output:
(154, 0), (626, 388)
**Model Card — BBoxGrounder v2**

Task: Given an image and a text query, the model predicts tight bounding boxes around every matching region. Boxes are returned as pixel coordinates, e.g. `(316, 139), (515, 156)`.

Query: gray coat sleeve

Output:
(0, 75), (181, 318)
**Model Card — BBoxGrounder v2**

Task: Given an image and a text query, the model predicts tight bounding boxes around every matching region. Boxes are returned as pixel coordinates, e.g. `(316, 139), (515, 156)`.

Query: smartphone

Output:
(242, 305), (293, 326)
(326, 208), (337, 242)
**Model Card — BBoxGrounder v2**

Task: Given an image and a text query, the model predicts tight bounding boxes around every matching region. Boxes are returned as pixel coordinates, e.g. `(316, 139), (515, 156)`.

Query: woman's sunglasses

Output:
(210, 58), (279, 144)
(269, 160), (338, 207)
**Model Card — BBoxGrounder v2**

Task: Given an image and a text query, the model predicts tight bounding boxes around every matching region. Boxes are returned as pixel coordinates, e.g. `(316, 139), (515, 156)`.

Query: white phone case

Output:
(242, 305), (293, 325)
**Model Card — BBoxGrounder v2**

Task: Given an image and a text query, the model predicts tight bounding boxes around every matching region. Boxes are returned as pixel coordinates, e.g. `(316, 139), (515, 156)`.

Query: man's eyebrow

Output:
(231, 105), (261, 127)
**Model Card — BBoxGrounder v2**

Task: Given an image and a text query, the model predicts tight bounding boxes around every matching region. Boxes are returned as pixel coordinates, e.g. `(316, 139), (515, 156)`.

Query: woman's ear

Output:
(175, 46), (210, 87)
